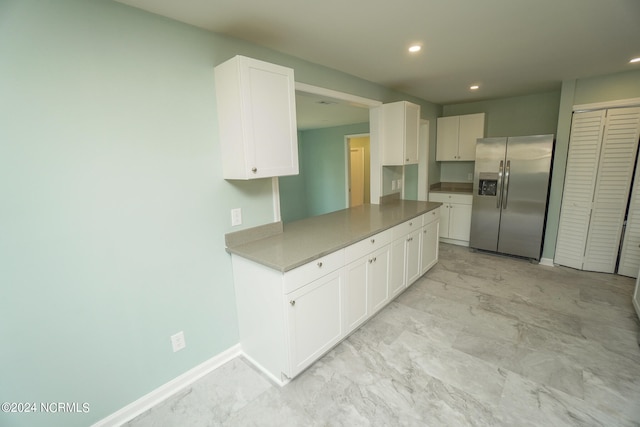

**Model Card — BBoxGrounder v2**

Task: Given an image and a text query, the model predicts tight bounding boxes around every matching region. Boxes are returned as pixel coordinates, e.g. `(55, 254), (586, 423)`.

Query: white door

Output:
(555, 110), (606, 269)
(583, 107), (640, 273)
(349, 147), (365, 207)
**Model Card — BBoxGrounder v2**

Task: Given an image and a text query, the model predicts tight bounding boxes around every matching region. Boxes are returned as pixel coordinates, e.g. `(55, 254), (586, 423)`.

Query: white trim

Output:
(573, 97), (640, 112)
(240, 351), (290, 387)
(345, 133), (371, 208)
(539, 257), (555, 267)
(418, 120), (430, 201)
(294, 82), (382, 108)
(92, 344), (242, 427)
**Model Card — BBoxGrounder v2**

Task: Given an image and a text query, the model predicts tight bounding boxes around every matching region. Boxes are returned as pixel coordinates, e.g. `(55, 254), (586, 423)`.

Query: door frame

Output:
(345, 134), (370, 207)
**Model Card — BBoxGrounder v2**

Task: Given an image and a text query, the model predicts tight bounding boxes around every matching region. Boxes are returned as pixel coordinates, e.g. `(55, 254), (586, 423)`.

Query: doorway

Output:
(346, 134), (371, 207)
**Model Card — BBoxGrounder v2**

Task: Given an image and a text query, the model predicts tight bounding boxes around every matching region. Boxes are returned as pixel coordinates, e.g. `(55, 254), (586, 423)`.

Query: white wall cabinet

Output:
(429, 193), (472, 246)
(436, 113), (485, 161)
(381, 101), (420, 165)
(231, 210), (439, 385)
(215, 55), (299, 179)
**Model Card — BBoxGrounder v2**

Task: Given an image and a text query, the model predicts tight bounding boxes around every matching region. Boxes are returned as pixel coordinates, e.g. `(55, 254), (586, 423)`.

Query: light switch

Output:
(231, 208), (242, 226)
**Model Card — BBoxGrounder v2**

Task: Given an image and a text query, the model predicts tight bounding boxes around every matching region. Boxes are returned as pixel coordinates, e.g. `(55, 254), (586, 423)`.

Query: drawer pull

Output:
(371, 238), (375, 244)
(289, 300), (295, 306)
(317, 261), (323, 268)
(251, 167), (257, 173)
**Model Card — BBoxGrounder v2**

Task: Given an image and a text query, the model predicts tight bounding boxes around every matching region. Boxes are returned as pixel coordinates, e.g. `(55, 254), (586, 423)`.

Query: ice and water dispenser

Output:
(478, 172), (498, 196)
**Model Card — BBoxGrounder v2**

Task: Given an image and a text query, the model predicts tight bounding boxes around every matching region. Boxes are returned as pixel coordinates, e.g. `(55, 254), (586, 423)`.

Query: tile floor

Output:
(126, 243), (640, 426)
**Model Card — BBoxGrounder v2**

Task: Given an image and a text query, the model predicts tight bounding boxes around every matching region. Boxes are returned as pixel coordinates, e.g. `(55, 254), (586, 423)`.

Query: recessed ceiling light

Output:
(408, 45), (422, 53)
(470, 85), (480, 90)
(630, 57), (640, 64)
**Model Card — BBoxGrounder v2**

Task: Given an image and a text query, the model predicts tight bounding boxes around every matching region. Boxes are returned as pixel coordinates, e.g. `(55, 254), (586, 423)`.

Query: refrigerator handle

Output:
(497, 160), (504, 209)
(503, 160), (511, 210)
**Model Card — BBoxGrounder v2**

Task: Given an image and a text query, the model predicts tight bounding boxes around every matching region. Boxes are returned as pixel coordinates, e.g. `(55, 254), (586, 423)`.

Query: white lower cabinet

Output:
(285, 269), (344, 377)
(389, 237), (406, 298)
(231, 210), (439, 385)
(421, 215), (440, 274)
(429, 192), (472, 246)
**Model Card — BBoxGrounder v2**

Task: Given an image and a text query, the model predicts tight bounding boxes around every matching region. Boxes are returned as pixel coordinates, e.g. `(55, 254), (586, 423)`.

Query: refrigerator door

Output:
(470, 138), (507, 252)
(498, 135), (553, 259)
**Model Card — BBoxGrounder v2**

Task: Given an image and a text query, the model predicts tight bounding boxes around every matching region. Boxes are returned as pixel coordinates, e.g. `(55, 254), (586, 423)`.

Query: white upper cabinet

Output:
(381, 101), (420, 165)
(436, 113), (485, 161)
(215, 56), (299, 179)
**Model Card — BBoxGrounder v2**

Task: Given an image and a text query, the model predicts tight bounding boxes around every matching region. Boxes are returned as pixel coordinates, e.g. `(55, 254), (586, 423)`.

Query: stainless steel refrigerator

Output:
(469, 134), (554, 260)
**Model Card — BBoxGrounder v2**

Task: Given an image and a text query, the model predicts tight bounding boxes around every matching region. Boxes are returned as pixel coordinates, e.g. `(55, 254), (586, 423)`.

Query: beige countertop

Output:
(429, 182), (473, 194)
(226, 200), (441, 272)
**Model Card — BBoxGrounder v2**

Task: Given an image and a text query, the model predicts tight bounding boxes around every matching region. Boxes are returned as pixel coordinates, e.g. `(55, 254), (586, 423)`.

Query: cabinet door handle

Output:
(251, 167), (257, 173)
(289, 300), (295, 306)
(369, 258), (373, 264)
(371, 238), (375, 244)
(373, 257), (377, 262)
(317, 261), (323, 268)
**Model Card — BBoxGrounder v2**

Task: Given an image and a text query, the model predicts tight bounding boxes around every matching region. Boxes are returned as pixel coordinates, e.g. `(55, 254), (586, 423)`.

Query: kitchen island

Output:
(226, 200), (441, 385)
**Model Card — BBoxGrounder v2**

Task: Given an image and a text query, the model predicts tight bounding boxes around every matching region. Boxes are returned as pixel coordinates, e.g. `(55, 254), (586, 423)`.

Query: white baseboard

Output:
(92, 344), (242, 427)
(539, 257), (554, 267)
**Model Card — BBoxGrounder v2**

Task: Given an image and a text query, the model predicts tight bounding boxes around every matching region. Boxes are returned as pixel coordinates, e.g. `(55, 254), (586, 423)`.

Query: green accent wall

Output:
(280, 123), (369, 222)
(0, 1), (440, 426)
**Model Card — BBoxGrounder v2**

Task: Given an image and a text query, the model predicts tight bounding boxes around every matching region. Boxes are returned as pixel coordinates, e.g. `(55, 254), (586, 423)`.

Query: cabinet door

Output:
(436, 116), (460, 161)
(344, 258), (369, 333)
(457, 113), (484, 161)
(244, 59), (299, 178)
(216, 56), (299, 179)
(405, 229), (422, 286)
(421, 220), (439, 274)
(404, 102), (420, 164)
(389, 237), (406, 297)
(439, 205), (450, 239)
(449, 203), (472, 242)
(368, 245), (390, 314)
(285, 270), (343, 377)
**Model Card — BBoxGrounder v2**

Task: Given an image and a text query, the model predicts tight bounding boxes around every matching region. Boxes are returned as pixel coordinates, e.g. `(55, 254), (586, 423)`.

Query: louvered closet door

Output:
(554, 110), (606, 270)
(612, 108), (640, 277)
(583, 107), (640, 273)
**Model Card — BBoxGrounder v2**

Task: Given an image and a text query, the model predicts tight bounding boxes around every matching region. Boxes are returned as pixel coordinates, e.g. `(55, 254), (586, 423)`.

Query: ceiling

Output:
(116, 0), (640, 107)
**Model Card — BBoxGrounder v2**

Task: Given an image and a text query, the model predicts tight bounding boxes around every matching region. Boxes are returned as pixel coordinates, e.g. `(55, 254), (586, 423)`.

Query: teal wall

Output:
(440, 91), (562, 182)
(542, 69), (640, 260)
(280, 123), (370, 222)
(0, 1), (440, 426)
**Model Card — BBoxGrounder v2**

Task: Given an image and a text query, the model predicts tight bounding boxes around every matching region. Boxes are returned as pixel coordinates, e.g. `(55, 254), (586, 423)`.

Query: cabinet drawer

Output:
(422, 209), (440, 226)
(392, 217), (422, 239)
(284, 249), (344, 293)
(429, 192), (472, 205)
(344, 229), (392, 264)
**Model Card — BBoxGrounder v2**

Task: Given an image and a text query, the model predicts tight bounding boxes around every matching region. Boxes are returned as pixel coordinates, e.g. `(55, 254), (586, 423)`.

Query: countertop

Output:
(226, 200), (441, 272)
(429, 182), (473, 194)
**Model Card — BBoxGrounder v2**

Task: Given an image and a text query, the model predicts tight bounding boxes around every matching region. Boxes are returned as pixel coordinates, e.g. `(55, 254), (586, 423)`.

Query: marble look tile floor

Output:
(126, 244), (640, 427)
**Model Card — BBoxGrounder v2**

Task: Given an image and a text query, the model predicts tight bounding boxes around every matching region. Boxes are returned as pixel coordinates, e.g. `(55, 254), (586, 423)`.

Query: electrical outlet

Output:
(468, 173), (473, 181)
(231, 208), (242, 226)
(397, 179), (402, 189)
(171, 331), (186, 352)
(391, 180), (396, 190)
